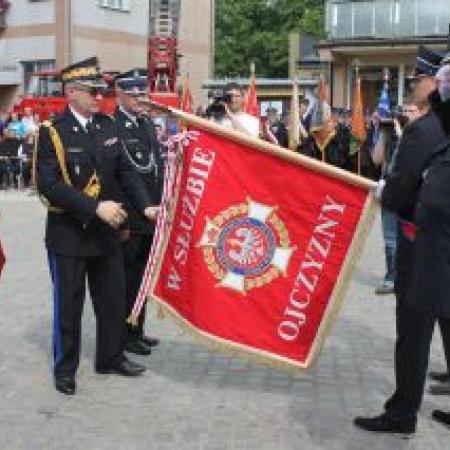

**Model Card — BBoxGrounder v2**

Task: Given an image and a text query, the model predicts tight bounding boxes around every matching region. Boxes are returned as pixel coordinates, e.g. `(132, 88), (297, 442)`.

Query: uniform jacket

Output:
(381, 111), (445, 222)
(36, 107), (151, 257)
(114, 107), (164, 235)
(409, 135), (450, 317)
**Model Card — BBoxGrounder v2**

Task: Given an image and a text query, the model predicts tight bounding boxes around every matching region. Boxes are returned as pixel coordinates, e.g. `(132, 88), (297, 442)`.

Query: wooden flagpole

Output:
(356, 67), (361, 176)
(149, 101), (377, 192)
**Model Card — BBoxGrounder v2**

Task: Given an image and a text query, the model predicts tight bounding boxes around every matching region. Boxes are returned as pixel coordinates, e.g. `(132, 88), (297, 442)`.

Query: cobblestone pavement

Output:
(1, 190), (450, 450)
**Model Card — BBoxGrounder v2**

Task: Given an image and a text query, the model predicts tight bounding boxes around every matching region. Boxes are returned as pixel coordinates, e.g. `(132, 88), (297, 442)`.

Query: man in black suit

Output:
(35, 57), (157, 395)
(113, 69), (164, 356)
(354, 47), (450, 434)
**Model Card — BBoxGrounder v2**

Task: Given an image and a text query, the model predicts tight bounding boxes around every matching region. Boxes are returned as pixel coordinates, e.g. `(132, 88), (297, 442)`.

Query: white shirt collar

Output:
(69, 106), (91, 131)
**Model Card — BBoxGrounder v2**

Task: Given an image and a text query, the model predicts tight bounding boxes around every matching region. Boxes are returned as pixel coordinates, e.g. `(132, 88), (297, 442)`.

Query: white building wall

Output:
(71, 0), (148, 71)
(178, 0), (213, 106)
(5, 0), (55, 26)
(72, 0), (148, 35)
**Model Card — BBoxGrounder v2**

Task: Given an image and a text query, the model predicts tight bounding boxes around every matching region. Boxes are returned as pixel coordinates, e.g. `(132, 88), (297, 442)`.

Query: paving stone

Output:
(1, 192), (450, 449)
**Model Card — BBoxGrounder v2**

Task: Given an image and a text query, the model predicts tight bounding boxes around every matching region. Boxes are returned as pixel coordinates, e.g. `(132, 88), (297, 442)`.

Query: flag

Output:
(377, 80), (390, 118)
(288, 77), (300, 151)
(310, 75), (336, 154)
(349, 73), (367, 159)
(138, 114), (376, 371)
(244, 74), (259, 118)
(180, 73), (193, 114)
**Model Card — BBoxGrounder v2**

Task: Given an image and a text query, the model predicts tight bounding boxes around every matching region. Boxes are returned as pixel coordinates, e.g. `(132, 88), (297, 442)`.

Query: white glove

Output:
(373, 179), (386, 200)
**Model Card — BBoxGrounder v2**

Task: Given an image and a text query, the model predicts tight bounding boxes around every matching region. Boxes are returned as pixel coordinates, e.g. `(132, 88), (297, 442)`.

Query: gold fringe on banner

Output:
(146, 194), (378, 373)
(136, 101), (379, 372)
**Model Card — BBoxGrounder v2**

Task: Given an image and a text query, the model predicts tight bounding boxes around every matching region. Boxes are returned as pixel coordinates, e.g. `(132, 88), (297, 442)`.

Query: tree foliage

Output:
(214, 0), (325, 78)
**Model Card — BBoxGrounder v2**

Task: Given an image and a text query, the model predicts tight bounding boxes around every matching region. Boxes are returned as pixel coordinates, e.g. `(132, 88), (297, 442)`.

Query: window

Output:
(21, 60), (56, 95)
(99, 0), (130, 12)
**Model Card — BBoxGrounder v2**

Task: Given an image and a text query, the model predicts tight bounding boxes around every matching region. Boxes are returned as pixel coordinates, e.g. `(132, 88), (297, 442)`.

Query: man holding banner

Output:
(354, 47), (450, 434)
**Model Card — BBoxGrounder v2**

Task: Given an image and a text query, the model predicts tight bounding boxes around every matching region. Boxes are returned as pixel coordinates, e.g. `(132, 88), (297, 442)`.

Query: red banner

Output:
(150, 128), (374, 370)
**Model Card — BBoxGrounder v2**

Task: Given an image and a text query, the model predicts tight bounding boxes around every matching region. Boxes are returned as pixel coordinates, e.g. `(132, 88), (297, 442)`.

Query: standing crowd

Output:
(0, 108), (39, 189)
(5, 45), (450, 437)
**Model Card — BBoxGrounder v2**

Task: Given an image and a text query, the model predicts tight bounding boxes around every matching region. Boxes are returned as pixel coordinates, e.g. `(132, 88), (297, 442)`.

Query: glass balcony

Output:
(326, 0), (450, 39)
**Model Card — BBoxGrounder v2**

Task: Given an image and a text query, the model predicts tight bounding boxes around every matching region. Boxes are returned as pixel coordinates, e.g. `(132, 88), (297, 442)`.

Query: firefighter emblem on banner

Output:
(198, 199), (296, 293)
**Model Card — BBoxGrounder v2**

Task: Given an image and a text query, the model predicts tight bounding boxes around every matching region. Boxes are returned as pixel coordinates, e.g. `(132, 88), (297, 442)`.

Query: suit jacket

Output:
(381, 111), (445, 222)
(36, 107), (151, 257)
(409, 136), (450, 317)
(114, 107), (164, 235)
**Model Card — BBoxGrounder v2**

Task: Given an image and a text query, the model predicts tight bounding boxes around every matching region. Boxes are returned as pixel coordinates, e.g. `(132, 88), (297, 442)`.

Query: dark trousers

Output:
(391, 230), (415, 408)
(48, 251), (126, 377)
(387, 309), (450, 423)
(122, 233), (153, 340)
(386, 228), (450, 422)
(392, 229), (450, 402)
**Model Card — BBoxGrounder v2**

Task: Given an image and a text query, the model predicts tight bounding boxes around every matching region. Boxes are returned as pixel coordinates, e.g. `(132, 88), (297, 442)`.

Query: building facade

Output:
(319, 0), (450, 110)
(0, 0), (213, 110)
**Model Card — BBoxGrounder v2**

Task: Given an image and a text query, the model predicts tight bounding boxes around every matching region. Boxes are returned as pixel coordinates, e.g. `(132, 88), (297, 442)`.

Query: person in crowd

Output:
(354, 46), (449, 435)
(0, 111), (7, 138)
(7, 112), (26, 139)
(0, 128), (22, 189)
(113, 68), (163, 356)
(35, 57), (157, 396)
(354, 112), (382, 180)
(370, 108), (405, 295)
(298, 98), (316, 157)
(325, 108), (350, 168)
(263, 107), (288, 148)
(422, 54), (450, 428)
(21, 106), (38, 137)
(211, 82), (260, 138)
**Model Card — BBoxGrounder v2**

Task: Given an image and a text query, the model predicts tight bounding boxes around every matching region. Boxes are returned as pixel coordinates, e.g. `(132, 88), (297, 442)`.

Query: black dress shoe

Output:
(54, 376), (76, 395)
(428, 382), (450, 395)
(140, 335), (160, 347)
(125, 339), (152, 356)
(429, 371), (450, 383)
(432, 410), (450, 428)
(354, 413), (416, 434)
(96, 356), (146, 376)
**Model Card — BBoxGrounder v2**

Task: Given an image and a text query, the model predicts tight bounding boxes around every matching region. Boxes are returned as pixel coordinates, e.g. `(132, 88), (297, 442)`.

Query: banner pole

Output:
(149, 101), (377, 192)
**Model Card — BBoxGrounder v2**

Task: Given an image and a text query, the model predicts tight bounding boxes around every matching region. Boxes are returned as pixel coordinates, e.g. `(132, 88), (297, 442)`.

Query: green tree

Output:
(214, 0), (325, 78)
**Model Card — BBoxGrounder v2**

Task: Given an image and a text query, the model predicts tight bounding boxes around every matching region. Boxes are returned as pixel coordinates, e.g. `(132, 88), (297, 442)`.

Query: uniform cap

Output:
(61, 56), (106, 88)
(409, 46), (443, 78)
(115, 68), (148, 95)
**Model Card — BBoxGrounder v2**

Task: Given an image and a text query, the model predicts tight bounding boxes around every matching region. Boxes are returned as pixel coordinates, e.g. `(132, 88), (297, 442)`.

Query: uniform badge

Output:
(73, 126), (79, 133)
(135, 151), (143, 160)
(125, 121), (133, 128)
(198, 199), (296, 293)
(104, 137), (118, 146)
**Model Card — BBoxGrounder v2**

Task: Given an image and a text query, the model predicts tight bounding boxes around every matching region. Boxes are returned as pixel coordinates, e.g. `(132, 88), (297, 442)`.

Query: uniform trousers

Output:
(47, 250), (126, 377)
(386, 227), (450, 421)
(122, 233), (153, 340)
(386, 308), (450, 423)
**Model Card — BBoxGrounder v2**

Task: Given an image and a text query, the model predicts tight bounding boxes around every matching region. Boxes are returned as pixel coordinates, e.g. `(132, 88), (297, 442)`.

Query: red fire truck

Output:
(13, 34), (180, 119)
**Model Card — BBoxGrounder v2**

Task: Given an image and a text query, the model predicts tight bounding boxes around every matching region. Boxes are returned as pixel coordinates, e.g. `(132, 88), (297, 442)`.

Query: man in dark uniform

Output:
(264, 107), (288, 148)
(354, 47), (450, 434)
(114, 69), (163, 355)
(35, 57), (157, 395)
(418, 54), (450, 427)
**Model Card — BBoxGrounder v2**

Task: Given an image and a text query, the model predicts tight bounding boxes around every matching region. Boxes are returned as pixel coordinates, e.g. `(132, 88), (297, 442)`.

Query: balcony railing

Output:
(326, 0), (450, 39)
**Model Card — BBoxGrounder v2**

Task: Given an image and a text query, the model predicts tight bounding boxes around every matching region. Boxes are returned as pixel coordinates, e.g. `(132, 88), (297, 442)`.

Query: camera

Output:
(205, 89), (232, 120)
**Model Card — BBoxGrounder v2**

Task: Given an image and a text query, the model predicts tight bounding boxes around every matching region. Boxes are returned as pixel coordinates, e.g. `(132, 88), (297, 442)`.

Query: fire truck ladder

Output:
(154, 0), (175, 37)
